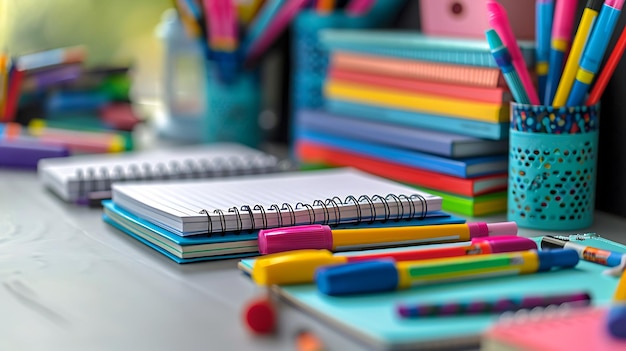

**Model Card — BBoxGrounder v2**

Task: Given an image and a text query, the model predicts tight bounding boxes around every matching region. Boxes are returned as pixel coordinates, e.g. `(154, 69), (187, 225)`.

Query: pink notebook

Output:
(327, 67), (511, 104)
(331, 51), (507, 88)
(482, 308), (626, 351)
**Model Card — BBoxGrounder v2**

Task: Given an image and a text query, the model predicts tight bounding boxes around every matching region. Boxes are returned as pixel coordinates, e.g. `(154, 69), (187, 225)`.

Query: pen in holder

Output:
(507, 102), (600, 230)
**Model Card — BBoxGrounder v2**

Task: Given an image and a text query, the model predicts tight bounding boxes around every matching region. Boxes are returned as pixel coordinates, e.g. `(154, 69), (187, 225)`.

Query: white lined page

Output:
(112, 168), (442, 235)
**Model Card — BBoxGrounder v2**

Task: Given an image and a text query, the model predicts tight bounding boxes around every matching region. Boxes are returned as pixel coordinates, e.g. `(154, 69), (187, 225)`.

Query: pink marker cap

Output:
(606, 0), (625, 9)
(551, 0), (577, 40)
(258, 224), (333, 255)
(467, 221), (518, 239)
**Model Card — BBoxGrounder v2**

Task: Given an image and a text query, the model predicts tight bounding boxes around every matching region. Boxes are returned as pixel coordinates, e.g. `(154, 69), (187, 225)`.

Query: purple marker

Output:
(0, 140), (69, 169)
(397, 291), (591, 318)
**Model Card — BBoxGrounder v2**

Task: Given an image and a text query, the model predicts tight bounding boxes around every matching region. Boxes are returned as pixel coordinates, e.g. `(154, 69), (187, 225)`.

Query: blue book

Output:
(102, 200), (465, 264)
(296, 109), (508, 158)
(296, 130), (508, 178)
(238, 235), (626, 350)
(326, 100), (509, 140)
(320, 29), (536, 68)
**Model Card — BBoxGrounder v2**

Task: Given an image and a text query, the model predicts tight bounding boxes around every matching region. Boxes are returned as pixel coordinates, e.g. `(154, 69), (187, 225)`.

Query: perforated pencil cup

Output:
(202, 62), (261, 147)
(508, 102), (600, 230)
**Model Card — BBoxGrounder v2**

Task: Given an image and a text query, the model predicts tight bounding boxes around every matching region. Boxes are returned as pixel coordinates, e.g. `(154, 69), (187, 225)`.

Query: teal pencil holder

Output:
(202, 62), (261, 148)
(507, 102), (600, 230)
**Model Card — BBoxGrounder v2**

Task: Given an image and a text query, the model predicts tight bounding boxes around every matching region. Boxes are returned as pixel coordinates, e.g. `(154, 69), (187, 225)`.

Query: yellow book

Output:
(324, 80), (509, 123)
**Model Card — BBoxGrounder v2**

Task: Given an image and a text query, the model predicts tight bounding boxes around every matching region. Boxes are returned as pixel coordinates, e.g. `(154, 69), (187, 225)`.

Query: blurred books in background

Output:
(0, 46), (142, 168)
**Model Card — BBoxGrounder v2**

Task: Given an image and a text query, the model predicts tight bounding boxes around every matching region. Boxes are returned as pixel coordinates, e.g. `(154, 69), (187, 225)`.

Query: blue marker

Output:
(486, 29), (530, 104)
(567, 0), (625, 106)
(536, 0), (555, 104)
(544, 0), (577, 105)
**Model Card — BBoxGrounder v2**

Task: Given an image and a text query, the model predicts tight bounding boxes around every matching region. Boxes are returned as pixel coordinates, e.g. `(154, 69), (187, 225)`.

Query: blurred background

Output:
(4, 0), (626, 222)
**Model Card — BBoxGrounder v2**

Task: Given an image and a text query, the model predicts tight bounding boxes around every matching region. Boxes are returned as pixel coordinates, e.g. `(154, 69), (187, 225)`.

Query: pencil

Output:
(587, 25), (626, 106)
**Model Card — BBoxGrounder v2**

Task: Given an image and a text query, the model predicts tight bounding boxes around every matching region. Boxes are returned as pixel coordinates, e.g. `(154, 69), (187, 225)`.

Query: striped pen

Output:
(397, 291), (591, 318)
(485, 29), (530, 104)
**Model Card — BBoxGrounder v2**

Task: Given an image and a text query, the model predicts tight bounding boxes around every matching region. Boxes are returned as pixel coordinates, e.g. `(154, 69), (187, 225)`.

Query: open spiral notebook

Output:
(238, 235), (626, 350)
(37, 142), (282, 203)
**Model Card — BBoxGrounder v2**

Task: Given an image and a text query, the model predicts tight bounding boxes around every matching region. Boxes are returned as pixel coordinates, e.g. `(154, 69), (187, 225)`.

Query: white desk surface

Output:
(1, 167), (625, 350)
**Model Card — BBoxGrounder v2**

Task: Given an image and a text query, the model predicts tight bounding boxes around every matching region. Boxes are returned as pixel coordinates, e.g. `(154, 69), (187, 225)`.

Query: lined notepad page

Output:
(38, 143), (279, 202)
(112, 168), (442, 235)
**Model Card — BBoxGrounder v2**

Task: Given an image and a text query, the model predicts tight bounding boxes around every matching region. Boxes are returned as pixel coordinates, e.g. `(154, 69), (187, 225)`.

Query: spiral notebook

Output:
(238, 236), (626, 350)
(37, 142), (282, 203)
(482, 307), (626, 351)
(110, 168), (443, 236)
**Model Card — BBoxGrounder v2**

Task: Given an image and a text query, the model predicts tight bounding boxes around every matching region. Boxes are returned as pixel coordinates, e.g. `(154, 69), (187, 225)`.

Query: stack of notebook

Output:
(293, 29), (537, 216)
(89, 149), (463, 263)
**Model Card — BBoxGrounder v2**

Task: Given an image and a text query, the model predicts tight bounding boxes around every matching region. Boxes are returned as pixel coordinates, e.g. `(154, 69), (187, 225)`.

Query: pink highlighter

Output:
(258, 221), (519, 254)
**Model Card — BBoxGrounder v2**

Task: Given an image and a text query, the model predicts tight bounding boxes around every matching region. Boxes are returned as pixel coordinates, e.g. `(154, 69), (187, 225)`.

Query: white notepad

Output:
(38, 143), (281, 202)
(111, 168), (443, 236)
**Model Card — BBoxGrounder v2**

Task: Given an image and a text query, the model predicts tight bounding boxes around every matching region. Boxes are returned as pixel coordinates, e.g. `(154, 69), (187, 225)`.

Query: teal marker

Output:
(486, 29), (530, 104)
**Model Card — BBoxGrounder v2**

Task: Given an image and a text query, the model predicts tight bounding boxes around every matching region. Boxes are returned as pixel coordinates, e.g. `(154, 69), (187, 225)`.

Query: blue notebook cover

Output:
(326, 100), (509, 140)
(239, 236), (626, 350)
(296, 109), (508, 158)
(319, 29), (536, 68)
(102, 200), (466, 264)
(296, 129), (508, 178)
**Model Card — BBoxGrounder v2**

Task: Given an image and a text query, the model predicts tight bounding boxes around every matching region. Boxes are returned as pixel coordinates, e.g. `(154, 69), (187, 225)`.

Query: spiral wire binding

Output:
(72, 154), (279, 200)
(196, 193), (428, 235)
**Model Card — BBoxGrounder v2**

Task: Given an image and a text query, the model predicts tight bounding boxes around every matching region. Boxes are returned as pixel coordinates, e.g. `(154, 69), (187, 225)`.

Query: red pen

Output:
(587, 26), (626, 106)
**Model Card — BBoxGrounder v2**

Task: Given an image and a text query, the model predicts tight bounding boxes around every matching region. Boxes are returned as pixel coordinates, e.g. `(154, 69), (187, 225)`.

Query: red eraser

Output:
(243, 297), (276, 334)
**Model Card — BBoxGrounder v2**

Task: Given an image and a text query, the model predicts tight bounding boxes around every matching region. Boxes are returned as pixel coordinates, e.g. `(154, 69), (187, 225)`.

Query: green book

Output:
(413, 186), (507, 217)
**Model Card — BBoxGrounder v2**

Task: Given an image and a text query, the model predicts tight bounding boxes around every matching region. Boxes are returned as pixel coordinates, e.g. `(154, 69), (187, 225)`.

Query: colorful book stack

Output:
(293, 29), (537, 216)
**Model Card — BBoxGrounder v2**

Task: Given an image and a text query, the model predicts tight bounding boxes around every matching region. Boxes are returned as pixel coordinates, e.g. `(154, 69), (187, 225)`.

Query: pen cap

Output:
(536, 249), (580, 271)
(468, 221), (518, 238)
(258, 224), (333, 254)
(540, 236), (568, 250)
(315, 260), (398, 296)
(488, 236), (537, 253)
(607, 305), (626, 339)
(251, 249), (346, 286)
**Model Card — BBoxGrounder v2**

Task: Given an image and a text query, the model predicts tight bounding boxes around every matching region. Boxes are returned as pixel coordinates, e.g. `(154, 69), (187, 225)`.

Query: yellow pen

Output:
(252, 236), (536, 286)
(0, 53), (8, 117)
(258, 222), (518, 254)
(552, 0), (603, 107)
